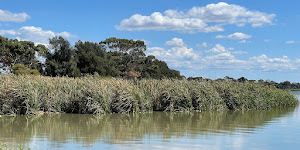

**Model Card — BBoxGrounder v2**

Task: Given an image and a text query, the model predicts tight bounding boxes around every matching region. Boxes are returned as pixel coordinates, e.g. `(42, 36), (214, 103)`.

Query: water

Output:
(0, 91), (299, 150)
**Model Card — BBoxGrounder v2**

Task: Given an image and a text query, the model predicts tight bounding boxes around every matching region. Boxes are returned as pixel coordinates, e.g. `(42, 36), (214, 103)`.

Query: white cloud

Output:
(148, 47), (165, 52)
(203, 52), (247, 70)
(147, 38), (198, 68)
(165, 38), (186, 47)
(117, 2), (275, 32)
(216, 32), (252, 40)
(232, 51), (248, 54)
(250, 55), (295, 71)
(202, 25), (224, 32)
(206, 44), (227, 53)
(285, 40), (295, 44)
(0, 9), (30, 22)
(0, 29), (19, 35)
(264, 39), (271, 42)
(147, 39), (298, 73)
(188, 2), (275, 27)
(0, 26), (76, 45)
(116, 12), (209, 33)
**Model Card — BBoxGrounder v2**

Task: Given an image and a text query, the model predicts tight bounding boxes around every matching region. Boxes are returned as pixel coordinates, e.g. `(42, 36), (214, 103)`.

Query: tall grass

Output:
(0, 75), (298, 115)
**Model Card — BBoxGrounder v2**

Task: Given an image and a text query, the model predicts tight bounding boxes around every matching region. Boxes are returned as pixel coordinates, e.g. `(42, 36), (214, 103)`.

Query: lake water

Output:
(0, 91), (299, 150)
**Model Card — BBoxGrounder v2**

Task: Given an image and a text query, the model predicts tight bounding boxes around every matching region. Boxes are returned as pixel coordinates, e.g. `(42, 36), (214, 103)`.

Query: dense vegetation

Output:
(188, 76), (300, 90)
(1, 35), (300, 89)
(0, 35), (299, 116)
(0, 35), (182, 79)
(0, 75), (297, 115)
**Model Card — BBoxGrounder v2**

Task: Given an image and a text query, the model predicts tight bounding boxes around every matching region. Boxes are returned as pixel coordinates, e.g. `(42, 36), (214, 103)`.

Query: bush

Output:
(12, 64), (40, 75)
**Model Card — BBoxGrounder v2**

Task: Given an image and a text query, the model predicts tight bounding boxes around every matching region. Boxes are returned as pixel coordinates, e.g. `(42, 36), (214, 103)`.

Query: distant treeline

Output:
(188, 76), (300, 90)
(0, 35), (182, 79)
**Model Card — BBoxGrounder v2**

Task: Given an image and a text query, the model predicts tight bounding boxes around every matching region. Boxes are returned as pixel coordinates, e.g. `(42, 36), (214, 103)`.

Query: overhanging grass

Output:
(0, 75), (298, 115)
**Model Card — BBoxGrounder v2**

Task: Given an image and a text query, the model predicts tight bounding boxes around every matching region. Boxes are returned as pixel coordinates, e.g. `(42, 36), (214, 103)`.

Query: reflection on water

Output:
(0, 92), (299, 150)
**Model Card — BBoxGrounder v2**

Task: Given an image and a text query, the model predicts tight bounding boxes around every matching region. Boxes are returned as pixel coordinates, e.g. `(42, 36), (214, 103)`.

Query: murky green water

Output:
(0, 91), (299, 150)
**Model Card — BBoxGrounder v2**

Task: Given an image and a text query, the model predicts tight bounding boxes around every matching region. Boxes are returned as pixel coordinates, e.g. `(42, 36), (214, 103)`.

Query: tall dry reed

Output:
(0, 75), (298, 115)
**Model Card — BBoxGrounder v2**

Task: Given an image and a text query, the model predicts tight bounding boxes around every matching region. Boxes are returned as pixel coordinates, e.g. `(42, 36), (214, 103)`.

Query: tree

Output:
(75, 41), (121, 76)
(45, 36), (79, 77)
(0, 35), (47, 73)
(237, 77), (248, 82)
(100, 37), (146, 60)
(1, 35), (183, 79)
(100, 38), (147, 77)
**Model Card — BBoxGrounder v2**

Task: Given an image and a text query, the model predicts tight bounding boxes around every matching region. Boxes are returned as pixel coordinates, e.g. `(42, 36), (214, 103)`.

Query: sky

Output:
(1, 0), (300, 82)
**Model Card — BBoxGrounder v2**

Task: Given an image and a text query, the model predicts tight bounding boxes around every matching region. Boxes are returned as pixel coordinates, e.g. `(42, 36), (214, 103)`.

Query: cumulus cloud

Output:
(0, 26), (76, 45)
(147, 38), (298, 72)
(147, 38), (197, 68)
(250, 55), (295, 71)
(165, 38), (186, 47)
(116, 12), (211, 33)
(216, 32), (252, 40)
(206, 44), (227, 53)
(0, 9), (30, 22)
(188, 2), (275, 27)
(117, 2), (275, 33)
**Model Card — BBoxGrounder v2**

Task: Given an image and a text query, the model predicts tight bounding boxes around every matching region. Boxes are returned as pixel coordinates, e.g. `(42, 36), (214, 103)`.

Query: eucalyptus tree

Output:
(45, 36), (80, 77)
(0, 35), (47, 73)
(75, 40), (121, 76)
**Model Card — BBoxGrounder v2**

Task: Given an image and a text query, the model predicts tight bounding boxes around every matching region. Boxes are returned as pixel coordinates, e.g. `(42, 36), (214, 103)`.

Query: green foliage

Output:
(29, 69), (40, 75)
(100, 38), (182, 79)
(12, 64), (40, 75)
(0, 35), (46, 73)
(100, 37), (146, 59)
(75, 41), (120, 76)
(1, 36), (182, 79)
(45, 36), (79, 77)
(12, 64), (28, 75)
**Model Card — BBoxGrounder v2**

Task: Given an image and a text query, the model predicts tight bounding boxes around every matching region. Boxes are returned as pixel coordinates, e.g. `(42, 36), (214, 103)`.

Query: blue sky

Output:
(1, 0), (300, 82)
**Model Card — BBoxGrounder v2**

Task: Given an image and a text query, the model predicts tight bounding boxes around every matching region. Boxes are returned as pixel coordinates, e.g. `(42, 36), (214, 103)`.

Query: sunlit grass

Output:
(0, 74), (298, 115)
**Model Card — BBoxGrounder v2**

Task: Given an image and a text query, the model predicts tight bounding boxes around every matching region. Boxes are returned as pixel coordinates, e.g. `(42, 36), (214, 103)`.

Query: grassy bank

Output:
(0, 75), (298, 115)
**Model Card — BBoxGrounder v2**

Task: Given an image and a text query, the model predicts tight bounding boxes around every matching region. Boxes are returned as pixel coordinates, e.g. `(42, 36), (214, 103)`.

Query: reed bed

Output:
(0, 75), (298, 115)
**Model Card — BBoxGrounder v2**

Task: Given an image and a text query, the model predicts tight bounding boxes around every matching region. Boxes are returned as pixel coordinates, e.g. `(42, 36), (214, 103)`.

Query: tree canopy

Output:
(0, 35), (47, 73)
(0, 35), (182, 79)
